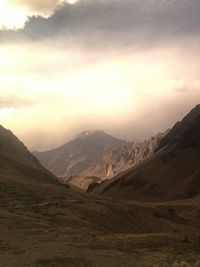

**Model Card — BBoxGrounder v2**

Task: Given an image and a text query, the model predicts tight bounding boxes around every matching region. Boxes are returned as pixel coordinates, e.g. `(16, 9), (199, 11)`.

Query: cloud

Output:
(0, 96), (33, 108)
(1, 0), (200, 50)
(0, 0), (78, 30)
(1, 39), (200, 150)
(0, 0), (200, 150)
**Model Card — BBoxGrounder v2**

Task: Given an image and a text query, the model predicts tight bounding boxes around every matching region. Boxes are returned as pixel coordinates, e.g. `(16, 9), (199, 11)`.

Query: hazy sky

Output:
(0, 0), (200, 151)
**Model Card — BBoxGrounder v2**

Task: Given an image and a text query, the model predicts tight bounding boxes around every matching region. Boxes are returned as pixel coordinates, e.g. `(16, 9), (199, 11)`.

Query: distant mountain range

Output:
(90, 105), (200, 201)
(33, 130), (126, 188)
(32, 105), (200, 200)
(34, 129), (167, 189)
(81, 132), (167, 180)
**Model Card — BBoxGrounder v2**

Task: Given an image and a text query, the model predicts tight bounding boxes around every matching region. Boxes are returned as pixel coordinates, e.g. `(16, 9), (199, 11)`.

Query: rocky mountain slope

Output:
(82, 132), (166, 179)
(69, 132), (166, 189)
(33, 130), (125, 182)
(34, 129), (167, 190)
(91, 105), (200, 201)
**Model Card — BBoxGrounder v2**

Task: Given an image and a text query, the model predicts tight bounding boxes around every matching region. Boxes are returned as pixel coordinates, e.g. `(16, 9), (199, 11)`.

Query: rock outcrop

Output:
(81, 132), (166, 182)
(91, 105), (200, 201)
(33, 130), (125, 186)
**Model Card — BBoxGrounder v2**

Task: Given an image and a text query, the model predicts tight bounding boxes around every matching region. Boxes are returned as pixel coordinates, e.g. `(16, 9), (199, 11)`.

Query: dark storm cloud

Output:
(1, 0), (200, 47)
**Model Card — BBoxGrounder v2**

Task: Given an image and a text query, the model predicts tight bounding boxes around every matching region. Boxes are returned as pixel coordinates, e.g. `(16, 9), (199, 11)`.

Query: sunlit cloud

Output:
(0, 0), (200, 150)
(0, 0), (79, 30)
(0, 38), (200, 150)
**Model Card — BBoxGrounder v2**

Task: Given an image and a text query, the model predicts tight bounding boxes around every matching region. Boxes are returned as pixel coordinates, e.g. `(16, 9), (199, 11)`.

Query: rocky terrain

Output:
(1, 124), (200, 267)
(33, 130), (125, 183)
(80, 132), (166, 181)
(34, 129), (167, 190)
(91, 105), (200, 202)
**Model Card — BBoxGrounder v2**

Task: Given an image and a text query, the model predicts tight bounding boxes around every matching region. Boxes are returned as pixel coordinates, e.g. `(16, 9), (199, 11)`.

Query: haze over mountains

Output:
(34, 129), (167, 189)
(1, 0), (200, 265)
(1, 0), (200, 151)
(92, 105), (200, 202)
(1, 105), (200, 266)
(8, 103), (200, 202)
(33, 130), (125, 187)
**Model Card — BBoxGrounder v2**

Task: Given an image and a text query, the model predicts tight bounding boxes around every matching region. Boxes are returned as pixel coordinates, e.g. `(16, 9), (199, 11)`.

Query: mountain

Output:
(90, 105), (200, 201)
(0, 125), (57, 185)
(34, 129), (167, 190)
(81, 132), (166, 181)
(156, 104), (200, 151)
(1, 124), (200, 266)
(33, 130), (125, 182)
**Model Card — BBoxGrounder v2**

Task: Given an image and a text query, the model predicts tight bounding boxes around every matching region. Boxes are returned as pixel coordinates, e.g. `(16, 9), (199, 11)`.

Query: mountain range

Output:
(90, 105), (200, 201)
(1, 105), (200, 266)
(33, 130), (125, 188)
(34, 130), (167, 189)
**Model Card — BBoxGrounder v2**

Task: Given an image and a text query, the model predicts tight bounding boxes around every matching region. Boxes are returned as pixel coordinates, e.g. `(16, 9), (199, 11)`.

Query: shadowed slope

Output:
(0, 125), (58, 184)
(92, 105), (200, 201)
(1, 124), (200, 266)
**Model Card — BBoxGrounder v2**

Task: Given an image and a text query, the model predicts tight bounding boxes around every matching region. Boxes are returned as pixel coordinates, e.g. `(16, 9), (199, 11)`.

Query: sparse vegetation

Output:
(1, 111), (200, 267)
(172, 261), (200, 267)
(194, 261), (200, 267)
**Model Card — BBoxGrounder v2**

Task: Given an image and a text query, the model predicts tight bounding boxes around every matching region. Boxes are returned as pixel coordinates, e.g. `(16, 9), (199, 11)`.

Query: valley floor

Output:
(1, 230), (200, 267)
(1, 173), (200, 267)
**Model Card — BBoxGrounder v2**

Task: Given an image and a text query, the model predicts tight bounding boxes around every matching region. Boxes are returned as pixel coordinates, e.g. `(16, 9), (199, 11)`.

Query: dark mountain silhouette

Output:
(0, 125), (57, 184)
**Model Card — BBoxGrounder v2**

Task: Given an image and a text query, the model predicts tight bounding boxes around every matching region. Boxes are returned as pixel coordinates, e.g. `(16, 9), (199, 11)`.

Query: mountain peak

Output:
(34, 129), (125, 178)
(76, 129), (105, 139)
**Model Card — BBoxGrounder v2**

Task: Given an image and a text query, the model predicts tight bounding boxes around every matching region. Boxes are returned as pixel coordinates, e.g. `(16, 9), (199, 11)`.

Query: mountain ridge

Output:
(0, 124), (58, 185)
(34, 128), (167, 190)
(90, 105), (200, 201)
(33, 130), (126, 179)
(2, 112), (200, 266)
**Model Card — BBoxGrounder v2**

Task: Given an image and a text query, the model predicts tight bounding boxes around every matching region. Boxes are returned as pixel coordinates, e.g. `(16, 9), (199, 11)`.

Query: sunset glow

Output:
(0, 0), (199, 150)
